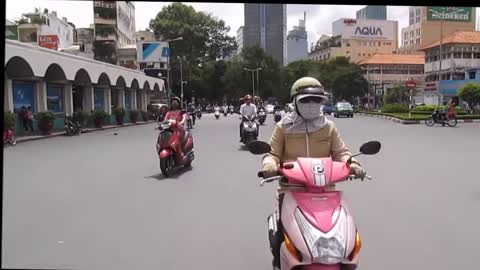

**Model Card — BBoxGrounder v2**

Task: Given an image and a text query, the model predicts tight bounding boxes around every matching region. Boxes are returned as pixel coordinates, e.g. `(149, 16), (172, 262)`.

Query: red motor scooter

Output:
(3, 128), (17, 146)
(156, 113), (194, 176)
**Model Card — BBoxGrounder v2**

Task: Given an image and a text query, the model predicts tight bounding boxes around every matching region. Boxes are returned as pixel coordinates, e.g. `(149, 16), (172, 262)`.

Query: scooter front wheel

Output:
(447, 118), (457, 127)
(9, 134), (17, 146)
(160, 156), (175, 177)
(425, 118), (435, 126)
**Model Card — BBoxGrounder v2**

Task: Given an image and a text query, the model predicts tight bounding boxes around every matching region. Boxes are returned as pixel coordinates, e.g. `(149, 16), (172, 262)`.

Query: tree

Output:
(385, 86), (410, 104)
(458, 83), (480, 108)
(332, 70), (368, 102)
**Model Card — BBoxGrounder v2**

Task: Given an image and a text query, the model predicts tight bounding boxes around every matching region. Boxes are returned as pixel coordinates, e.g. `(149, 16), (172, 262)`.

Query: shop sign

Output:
(427, 7), (472, 22)
(38, 35), (59, 50)
(354, 27), (383, 36)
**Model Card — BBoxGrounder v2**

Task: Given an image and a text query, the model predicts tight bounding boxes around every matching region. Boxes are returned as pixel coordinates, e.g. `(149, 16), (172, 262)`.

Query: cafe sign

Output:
(427, 7), (473, 22)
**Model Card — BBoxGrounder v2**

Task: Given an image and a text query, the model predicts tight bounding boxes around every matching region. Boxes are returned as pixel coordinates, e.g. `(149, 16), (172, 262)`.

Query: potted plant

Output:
(113, 107), (126, 125)
(73, 111), (90, 127)
(91, 110), (108, 128)
(4, 111), (16, 130)
(141, 110), (149, 122)
(129, 110), (139, 123)
(35, 112), (55, 135)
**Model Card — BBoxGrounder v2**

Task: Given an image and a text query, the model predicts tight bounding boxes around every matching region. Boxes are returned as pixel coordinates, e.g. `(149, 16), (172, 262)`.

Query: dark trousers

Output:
(23, 119), (34, 132)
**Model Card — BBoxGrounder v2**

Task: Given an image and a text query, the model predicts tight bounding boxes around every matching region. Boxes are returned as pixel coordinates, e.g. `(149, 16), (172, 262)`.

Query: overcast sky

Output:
(6, 1), (480, 46)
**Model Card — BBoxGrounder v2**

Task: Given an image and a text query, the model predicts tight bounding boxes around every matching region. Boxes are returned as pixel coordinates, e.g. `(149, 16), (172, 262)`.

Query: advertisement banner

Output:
(137, 42), (170, 63)
(39, 35), (59, 50)
(12, 81), (35, 113)
(94, 88), (105, 110)
(427, 7), (473, 22)
(333, 18), (396, 40)
(116, 1), (136, 42)
(47, 85), (64, 112)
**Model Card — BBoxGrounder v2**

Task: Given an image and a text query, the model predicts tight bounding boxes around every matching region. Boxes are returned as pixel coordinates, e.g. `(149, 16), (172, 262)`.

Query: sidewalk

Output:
(16, 121), (155, 144)
(355, 112), (480, 125)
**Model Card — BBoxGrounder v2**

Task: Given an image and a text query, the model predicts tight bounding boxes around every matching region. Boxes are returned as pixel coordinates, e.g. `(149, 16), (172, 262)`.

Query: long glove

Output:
(349, 162), (366, 180)
(261, 162), (279, 178)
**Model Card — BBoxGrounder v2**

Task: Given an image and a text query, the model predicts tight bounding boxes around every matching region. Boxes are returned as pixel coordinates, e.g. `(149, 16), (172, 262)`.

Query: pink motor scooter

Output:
(247, 140), (381, 270)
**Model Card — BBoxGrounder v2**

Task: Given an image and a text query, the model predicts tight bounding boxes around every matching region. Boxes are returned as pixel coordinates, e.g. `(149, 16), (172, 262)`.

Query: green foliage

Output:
(4, 111), (16, 129)
(90, 110), (108, 121)
(34, 111), (55, 123)
(382, 103), (409, 113)
(141, 111), (149, 121)
(412, 105), (466, 114)
(458, 83), (480, 108)
(73, 111), (90, 125)
(112, 107), (126, 117)
(385, 86), (410, 104)
(129, 110), (140, 122)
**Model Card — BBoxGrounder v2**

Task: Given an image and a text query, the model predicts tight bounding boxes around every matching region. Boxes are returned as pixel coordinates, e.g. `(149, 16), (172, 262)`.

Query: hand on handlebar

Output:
(349, 163), (367, 180)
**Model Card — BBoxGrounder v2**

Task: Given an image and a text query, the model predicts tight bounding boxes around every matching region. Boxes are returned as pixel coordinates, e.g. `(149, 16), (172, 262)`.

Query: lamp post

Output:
(244, 67), (262, 97)
(164, 37), (183, 103)
(177, 56), (187, 107)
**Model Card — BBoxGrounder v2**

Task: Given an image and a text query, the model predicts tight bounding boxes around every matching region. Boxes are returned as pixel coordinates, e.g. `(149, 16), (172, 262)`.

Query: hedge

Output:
(381, 103), (409, 113)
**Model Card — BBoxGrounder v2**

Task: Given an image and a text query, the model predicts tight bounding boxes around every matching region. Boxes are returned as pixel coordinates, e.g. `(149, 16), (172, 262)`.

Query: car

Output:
(334, 102), (354, 118)
(322, 103), (334, 115)
(265, 104), (275, 114)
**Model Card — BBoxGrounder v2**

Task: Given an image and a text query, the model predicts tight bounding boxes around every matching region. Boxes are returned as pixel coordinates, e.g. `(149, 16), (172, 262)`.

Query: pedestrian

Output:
(26, 106), (34, 133)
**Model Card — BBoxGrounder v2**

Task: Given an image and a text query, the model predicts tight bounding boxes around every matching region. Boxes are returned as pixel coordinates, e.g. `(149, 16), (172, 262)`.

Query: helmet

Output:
(244, 94), (252, 101)
(170, 97), (181, 106)
(290, 77), (326, 101)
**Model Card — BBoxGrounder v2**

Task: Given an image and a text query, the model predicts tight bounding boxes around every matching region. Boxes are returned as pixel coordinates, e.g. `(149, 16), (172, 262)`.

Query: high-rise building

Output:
(93, 1), (136, 65)
(356, 6), (387, 20)
(244, 4), (287, 65)
(399, 6), (476, 54)
(287, 12), (308, 64)
(236, 26), (244, 55)
(309, 18), (398, 63)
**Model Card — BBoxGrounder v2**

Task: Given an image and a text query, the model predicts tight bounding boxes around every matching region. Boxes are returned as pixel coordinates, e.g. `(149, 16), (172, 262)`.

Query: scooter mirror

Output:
(247, 140), (271, 155)
(359, 141), (381, 155)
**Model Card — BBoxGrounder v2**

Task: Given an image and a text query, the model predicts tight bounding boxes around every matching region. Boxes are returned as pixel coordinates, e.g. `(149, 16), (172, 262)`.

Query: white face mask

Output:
(296, 102), (323, 120)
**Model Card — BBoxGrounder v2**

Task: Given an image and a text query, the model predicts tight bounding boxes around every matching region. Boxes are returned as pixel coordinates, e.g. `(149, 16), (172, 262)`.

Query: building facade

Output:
(236, 26), (244, 55)
(356, 6), (387, 20)
(93, 1), (136, 65)
(418, 31), (480, 104)
(244, 4), (287, 65)
(61, 28), (95, 59)
(287, 13), (308, 64)
(399, 6), (476, 54)
(309, 18), (398, 63)
(16, 10), (75, 50)
(136, 31), (155, 42)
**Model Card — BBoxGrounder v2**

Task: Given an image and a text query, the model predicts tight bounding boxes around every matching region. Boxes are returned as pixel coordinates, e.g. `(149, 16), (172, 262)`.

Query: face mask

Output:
(296, 98), (323, 120)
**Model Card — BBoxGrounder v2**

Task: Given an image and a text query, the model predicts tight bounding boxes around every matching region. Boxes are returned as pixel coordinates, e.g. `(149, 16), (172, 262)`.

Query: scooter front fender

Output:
(159, 148), (173, 159)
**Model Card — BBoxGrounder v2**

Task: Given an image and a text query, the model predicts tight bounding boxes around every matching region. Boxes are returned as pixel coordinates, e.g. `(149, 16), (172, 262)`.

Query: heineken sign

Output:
(427, 7), (473, 22)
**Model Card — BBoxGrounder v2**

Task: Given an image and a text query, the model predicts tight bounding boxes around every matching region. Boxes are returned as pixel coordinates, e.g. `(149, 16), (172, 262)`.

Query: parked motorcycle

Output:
(3, 128), (17, 146)
(247, 140), (381, 270)
(156, 114), (194, 177)
(425, 109), (457, 127)
(240, 115), (258, 145)
(65, 115), (81, 136)
(274, 109), (282, 123)
(258, 109), (267, 125)
(214, 109), (220, 119)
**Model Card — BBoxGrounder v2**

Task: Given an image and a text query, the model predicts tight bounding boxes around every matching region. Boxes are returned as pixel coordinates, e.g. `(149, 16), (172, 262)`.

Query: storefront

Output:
(12, 81), (36, 113)
(46, 84), (65, 113)
(439, 78), (480, 104)
(94, 87), (106, 111)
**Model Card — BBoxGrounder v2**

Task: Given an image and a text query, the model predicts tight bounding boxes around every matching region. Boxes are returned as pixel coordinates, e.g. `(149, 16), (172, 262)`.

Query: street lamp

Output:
(163, 37), (183, 103)
(244, 67), (262, 96)
(177, 56), (187, 107)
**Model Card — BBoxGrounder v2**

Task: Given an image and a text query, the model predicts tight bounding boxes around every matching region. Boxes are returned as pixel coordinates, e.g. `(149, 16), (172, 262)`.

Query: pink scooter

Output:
(247, 140), (381, 270)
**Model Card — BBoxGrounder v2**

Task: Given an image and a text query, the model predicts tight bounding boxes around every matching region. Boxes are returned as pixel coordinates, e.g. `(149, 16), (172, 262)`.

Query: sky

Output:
(6, 1), (480, 47)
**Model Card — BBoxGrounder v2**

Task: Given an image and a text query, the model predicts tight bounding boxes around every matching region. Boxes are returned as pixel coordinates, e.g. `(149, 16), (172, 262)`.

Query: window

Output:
(346, 51), (350, 54)
(378, 41), (381, 46)
(368, 53), (371, 56)
(454, 52), (462, 58)
(94, 88), (105, 110)
(463, 52), (472, 58)
(469, 72), (476, 79)
(415, 17), (420, 23)
(358, 53), (361, 56)
(47, 84), (64, 113)
(141, 37), (145, 40)
(416, 38), (420, 44)
(346, 42), (350, 47)
(125, 91), (131, 110)
(12, 81), (36, 113)
(410, 31), (414, 38)
(362, 53), (366, 56)
(474, 53), (480, 59)
(410, 19), (414, 25)
(416, 9), (420, 15)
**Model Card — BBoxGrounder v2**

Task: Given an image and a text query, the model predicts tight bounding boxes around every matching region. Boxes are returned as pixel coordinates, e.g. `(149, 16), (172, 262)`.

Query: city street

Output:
(3, 114), (480, 270)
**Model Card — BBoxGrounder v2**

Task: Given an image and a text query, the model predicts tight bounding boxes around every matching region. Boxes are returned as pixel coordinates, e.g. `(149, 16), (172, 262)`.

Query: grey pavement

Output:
(2, 113), (480, 270)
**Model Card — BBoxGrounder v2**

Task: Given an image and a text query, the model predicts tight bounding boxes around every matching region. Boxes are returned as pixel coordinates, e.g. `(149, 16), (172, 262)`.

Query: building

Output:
(287, 12), (308, 64)
(16, 10), (75, 50)
(5, 39), (164, 135)
(136, 30), (155, 42)
(244, 4), (287, 65)
(417, 31), (480, 104)
(61, 27), (95, 59)
(236, 26), (244, 55)
(309, 18), (398, 63)
(356, 6), (387, 20)
(358, 53), (425, 104)
(93, 1), (136, 65)
(6, 19), (18, 40)
(399, 6), (476, 54)
(117, 45), (138, 70)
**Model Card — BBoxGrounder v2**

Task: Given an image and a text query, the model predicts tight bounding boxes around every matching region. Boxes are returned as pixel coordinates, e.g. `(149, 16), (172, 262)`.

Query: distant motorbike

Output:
(425, 109), (457, 127)
(65, 115), (81, 136)
(197, 110), (202, 119)
(258, 109), (267, 125)
(240, 115), (259, 145)
(273, 109), (282, 123)
(224, 108), (228, 117)
(229, 107), (234, 115)
(3, 128), (17, 146)
(214, 109), (220, 119)
(156, 114), (194, 177)
(186, 114), (193, 129)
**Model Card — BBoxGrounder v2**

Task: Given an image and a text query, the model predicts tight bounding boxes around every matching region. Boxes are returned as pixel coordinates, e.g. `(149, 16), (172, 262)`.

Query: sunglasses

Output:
(298, 96), (325, 104)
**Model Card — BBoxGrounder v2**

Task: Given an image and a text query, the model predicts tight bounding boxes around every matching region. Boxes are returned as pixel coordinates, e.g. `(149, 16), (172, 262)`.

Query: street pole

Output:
(244, 67), (261, 97)
(438, 14), (444, 105)
(167, 56), (171, 103)
(256, 68), (260, 97)
(251, 71), (255, 96)
(180, 57), (184, 108)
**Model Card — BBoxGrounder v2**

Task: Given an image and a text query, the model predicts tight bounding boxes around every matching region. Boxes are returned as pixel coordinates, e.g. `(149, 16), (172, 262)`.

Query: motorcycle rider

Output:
(239, 94), (258, 141)
(187, 103), (196, 126)
(260, 77), (365, 270)
(164, 97), (188, 143)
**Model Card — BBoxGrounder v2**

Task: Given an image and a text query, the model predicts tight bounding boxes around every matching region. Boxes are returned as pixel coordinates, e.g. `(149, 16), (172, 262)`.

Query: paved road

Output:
(3, 114), (480, 270)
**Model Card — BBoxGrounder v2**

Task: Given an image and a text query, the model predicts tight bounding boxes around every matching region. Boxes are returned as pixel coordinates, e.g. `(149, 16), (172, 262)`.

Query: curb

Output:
(16, 121), (155, 144)
(355, 113), (480, 124)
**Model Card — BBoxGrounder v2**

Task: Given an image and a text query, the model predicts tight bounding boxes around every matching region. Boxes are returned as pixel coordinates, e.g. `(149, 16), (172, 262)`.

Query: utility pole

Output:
(438, 13), (444, 105)
(244, 67), (262, 97)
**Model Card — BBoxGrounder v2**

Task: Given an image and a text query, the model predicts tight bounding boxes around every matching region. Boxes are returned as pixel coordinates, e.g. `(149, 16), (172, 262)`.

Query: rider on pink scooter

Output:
(261, 77), (366, 270)
(164, 97), (187, 140)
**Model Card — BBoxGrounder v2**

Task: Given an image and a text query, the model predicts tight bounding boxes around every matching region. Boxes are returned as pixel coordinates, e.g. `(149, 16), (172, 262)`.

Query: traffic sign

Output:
(406, 80), (416, 90)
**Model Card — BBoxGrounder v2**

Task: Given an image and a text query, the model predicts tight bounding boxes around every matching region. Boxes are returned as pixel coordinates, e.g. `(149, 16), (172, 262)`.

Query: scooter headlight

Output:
(243, 122), (250, 128)
(294, 207), (348, 264)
